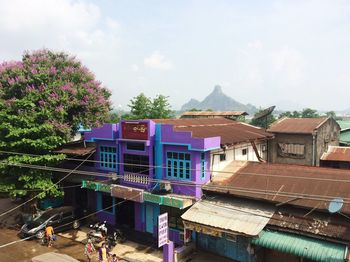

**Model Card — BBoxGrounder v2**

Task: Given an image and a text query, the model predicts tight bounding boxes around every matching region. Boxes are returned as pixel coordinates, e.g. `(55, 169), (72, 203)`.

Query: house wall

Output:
(211, 141), (267, 171)
(268, 134), (313, 166)
(315, 118), (340, 166)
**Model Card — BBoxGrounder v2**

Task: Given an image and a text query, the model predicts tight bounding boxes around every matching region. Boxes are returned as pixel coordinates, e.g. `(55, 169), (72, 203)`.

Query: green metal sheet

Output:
(337, 120), (350, 130)
(252, 231), (347, 262)
(340, 131), (350, 144)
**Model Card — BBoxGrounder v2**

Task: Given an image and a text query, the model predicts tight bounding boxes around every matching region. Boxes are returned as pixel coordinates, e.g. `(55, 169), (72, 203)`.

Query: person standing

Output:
(98, 243), (110, 262)
(84, 239), (96, 262)
(45, 224), (54, 247)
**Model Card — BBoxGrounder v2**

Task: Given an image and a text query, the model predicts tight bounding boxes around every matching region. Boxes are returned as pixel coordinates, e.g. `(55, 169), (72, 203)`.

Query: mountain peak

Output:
(213, 85), (223, 93)
(181, 85), (258, 114)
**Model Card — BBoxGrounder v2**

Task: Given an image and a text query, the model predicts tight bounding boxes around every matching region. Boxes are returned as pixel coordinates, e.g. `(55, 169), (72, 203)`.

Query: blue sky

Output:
(1, 0), (350, 111)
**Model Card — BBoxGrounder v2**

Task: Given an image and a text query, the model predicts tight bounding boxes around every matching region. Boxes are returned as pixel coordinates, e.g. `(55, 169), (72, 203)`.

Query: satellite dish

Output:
(253, 106), (276, 120)
(328, 198), (344, 213)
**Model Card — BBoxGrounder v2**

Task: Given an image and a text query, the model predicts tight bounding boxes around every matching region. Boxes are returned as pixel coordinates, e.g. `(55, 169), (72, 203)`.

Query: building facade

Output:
(268, 117), (340, 166)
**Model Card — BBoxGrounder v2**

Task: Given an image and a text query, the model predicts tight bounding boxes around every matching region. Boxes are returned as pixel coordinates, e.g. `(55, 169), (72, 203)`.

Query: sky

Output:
(0, 0), (350, 111)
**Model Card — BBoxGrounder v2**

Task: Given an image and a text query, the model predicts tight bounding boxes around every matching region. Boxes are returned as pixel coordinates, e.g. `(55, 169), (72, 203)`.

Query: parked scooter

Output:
(87, 221), (108, 244)
(87, 221), (126, 248)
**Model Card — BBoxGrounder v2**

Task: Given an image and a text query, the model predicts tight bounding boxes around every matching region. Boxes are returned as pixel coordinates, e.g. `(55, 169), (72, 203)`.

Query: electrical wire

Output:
(0, 192), (143, 249)
(0, 151), (95, 218)
(2, 149), (350, 183)
(4, 161), (350, 204)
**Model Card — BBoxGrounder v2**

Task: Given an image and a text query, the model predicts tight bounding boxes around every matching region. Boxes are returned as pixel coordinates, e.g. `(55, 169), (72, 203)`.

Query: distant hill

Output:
(181, 85), (258, 114)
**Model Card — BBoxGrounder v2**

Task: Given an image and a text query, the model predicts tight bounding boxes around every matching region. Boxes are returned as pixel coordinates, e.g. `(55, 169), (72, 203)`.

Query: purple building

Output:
(82, 119), (220, 245)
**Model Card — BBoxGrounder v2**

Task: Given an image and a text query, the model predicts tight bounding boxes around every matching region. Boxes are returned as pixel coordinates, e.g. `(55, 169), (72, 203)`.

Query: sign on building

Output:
(121, 121), (149, 140)
(158, 213), (168, 248)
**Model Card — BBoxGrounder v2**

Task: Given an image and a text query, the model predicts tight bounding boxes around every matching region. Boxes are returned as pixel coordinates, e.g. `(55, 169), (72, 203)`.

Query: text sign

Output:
(122, 122), (148, 140)
(158, 213), (168, 248)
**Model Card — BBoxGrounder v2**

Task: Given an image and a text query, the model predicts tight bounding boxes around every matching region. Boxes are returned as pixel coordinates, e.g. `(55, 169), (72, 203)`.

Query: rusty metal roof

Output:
(268, 117), (329, 134)
(321, 146), (350, 162)
(181, 111), (248, 117)
(54, 143), (96, 156)
(153, 118), (273, 145)
(204, 162), (350, 214)
(181, 196), (275, 236)
(269, 206), (350, 242)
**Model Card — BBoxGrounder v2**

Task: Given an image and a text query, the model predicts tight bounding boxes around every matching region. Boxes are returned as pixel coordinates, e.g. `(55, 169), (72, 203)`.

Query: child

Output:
(84, 239), (95, 262)
(111, 254), (118, 262)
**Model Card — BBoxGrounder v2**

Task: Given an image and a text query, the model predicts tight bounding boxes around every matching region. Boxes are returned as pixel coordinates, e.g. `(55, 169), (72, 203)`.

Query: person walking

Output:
(45, 223), (54, 247)
(98, 243), (110, 262)
(84, 239), (96, 262)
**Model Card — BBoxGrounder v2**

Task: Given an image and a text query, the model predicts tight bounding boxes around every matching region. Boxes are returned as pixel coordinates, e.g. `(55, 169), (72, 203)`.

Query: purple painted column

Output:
(163, 241), (174, 262)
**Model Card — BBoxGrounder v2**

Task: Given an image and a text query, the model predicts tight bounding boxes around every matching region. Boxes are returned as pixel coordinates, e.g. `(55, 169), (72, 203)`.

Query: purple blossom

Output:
(49, 66), (57, 75)
(30, 68), (38, 74)
(25, 85), (35, 93)
(80, 95), (89, 105)
(55, 105), (64, 113)
(38, 100), (46, 106)
(49, 92), (59, 100)
(8, 78), (15, 85)
(60, 83), (72, 92)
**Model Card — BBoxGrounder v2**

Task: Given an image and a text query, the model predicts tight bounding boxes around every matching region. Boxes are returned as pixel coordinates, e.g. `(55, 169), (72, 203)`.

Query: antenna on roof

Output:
(252, 106), (276, 129)
(328, 198), (344, 213)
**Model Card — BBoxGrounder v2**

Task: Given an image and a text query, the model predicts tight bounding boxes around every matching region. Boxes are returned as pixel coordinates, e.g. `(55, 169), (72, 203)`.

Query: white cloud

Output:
(270, 46), (306, 84)
(105, 17), (120, 30)
(248, 40), (263, 50)
(131, 64), (139, 72)
(144, 51), (173, 70)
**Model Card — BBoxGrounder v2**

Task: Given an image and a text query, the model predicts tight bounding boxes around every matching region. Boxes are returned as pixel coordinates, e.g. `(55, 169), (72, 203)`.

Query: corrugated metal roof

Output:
(252, 230), (347, 262)
(181, 111), (248, 117)
(268, 117), (328, 134)
(204, 162), (350, 214)
(321, 146), (350, 162)
(340, 130), (350, 144)
(181, 197), (275, 236)
(153, 118), (273, 145)
(337, 120), (350, 131)
(269, 206), (350, 242)
(54, 146), (96, 156)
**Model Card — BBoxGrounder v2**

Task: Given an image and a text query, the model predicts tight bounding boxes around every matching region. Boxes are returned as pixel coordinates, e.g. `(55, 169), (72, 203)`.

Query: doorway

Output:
(115, 199), (135, 229)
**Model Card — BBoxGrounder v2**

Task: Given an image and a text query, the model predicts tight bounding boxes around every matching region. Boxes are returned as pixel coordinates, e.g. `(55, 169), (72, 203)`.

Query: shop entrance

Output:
(115, 199), (135, 229)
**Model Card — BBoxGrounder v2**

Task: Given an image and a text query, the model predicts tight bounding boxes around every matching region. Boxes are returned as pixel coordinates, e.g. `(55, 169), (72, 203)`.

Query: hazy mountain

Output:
(181, 98), (200, 111)
(181, 85), (258, 114)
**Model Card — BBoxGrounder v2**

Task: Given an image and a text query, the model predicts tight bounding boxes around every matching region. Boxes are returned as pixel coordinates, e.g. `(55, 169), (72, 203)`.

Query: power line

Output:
(2, 149), (350, 183)
(0, 151), (95, 218)
(0, 191), (143, 249)
(4, 161), (350, 204)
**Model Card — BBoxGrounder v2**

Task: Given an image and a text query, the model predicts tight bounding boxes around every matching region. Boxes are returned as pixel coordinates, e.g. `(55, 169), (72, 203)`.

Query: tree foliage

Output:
(250, 110), (276, 128)
(126, 93), (173, 119)
(0, 49), (111, 198)
(278, 108), (320, 119)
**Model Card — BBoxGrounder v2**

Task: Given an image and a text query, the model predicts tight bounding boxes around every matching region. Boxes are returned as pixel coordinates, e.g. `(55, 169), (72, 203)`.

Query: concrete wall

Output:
(315, 118), (340, 166)
(268, 118), (340, 166)
(268, 133), (313, 166)
(211, 141), (267, 171)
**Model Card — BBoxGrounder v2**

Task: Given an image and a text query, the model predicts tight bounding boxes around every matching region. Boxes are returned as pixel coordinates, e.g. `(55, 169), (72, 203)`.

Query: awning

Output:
(252, 230), (348, 262)
(181, 197), (275, 236)
(111, 185), (144, 202)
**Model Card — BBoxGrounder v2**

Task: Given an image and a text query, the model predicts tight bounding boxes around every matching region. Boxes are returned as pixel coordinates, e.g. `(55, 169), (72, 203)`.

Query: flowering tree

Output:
(0, 49), (111, 198)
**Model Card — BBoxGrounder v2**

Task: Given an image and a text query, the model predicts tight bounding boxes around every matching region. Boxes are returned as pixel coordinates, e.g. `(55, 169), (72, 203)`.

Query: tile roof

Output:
(181, 111), (248, 117)
(268, 117), (329, 134)
(153, 118), (273, 145)
(321, 146), (350, 162)
(204, 162), (350, 214)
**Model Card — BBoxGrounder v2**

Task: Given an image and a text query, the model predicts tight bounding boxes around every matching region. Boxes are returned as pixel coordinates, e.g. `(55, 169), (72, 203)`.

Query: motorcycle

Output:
(87, 221), (108, 244)
(87, 221), (126, 248)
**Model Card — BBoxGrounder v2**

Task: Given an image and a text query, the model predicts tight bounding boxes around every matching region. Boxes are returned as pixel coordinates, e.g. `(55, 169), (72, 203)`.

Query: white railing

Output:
(123, 173), (150, 185)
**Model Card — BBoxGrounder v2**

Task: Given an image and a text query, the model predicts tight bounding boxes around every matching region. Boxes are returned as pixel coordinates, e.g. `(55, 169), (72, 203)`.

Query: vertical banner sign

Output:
(158, 213), (168, 248)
